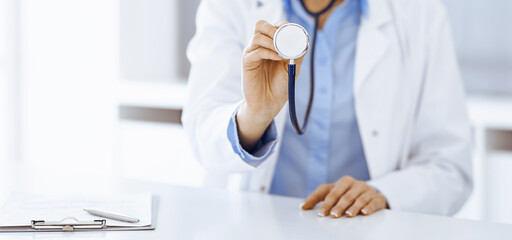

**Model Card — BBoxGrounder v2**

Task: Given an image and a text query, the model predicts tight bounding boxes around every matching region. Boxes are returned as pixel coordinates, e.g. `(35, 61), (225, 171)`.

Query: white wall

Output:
(0, 0), (19, 201)
(117, 0), (203, 187)
(442, 0), (512, 93)
(18, 0), (119, 194)
(119, 0), (200, 82)
(120, 0), (179, 82)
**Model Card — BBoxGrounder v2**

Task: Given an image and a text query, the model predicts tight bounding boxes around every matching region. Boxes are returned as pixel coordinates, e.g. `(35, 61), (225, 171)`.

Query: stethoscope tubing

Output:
(288, 63), (303, 133)
(288, 0), (337, 135)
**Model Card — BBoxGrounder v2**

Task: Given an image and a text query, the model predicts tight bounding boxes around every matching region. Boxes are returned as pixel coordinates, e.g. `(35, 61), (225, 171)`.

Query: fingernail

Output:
(299, 202), (305, 210)
(330, 209), (340, 218)
(317, 208), (326, 217)
(345, 210), (353, 217)
(361, 209), (368, 215)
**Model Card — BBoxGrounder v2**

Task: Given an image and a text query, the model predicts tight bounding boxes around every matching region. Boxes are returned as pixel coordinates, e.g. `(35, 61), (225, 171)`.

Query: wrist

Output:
(237, 101), (274, 128)
(236, 101), (274, 152)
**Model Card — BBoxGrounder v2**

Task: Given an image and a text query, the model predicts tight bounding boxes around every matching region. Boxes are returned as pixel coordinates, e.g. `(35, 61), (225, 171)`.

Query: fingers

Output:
(245, 20), (289, 53)
(244, 20), (288, 62)
(244, 47), (282, 63)
(301, 177), (388, 219)
(275, 21), (289, 28)
(245, 20), (277, 53)
(361, 194), (387, 216)
(245, 33), (276, 53)
(342, 190), (375, 218)
(327, 181), (366, 218)
(317, 179), (354, 217)
(254, 19), (281, 38)
(301, 184), (332, 210)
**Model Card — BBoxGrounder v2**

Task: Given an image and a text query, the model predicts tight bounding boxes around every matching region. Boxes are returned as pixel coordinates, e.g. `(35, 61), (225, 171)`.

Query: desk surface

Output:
(1, 182), (511, 240)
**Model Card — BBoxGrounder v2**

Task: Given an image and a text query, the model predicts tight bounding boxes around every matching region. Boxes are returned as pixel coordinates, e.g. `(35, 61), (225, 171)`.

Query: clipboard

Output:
(0, 193), (159, 232)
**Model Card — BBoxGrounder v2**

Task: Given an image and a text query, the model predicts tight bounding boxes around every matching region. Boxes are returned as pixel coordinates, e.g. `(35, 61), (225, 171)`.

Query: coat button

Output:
(260, 186), (266, 192)
(372, 130), (379, 137)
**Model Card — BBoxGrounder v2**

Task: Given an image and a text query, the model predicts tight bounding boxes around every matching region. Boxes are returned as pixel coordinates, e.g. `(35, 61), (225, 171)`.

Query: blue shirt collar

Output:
(283, 0), (368, 22)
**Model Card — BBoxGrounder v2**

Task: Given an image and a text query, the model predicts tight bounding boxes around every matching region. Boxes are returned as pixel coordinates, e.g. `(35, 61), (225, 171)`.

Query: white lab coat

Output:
(183, 0), (472, 215)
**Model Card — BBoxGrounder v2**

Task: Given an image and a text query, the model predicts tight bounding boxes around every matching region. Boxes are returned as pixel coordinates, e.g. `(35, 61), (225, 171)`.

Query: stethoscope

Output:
(273, 0), (338, 135)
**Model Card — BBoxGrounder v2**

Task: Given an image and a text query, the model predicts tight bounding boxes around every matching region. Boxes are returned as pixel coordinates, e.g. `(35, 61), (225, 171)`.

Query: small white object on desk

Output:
(0, 193), (154, 232)
(84, 208), (140, 223)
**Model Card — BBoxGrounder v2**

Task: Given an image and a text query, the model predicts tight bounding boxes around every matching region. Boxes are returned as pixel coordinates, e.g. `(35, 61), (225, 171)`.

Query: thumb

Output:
(274, 21), (289, 28)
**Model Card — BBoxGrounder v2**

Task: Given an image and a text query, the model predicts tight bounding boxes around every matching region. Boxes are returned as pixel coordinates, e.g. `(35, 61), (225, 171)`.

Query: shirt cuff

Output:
(227, 106), (278, 167)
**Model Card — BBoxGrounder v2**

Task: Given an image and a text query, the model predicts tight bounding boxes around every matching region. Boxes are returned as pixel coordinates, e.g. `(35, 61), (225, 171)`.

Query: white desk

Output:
(1, 181), (511, 240)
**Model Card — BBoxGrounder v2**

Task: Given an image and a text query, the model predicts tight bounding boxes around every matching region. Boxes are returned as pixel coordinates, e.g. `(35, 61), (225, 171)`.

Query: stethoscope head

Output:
(273, 23), (309, 61)
(273, 1), (336, 135)
(273, 23), (311, 135)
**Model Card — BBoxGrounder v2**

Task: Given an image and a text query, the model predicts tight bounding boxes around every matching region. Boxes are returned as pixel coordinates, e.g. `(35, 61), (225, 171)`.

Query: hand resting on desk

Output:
(301, 176), (387, 218)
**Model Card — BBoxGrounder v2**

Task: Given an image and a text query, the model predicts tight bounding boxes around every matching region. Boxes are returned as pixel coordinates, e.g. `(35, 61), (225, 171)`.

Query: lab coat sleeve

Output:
(182, 0), (271, 173)
(227, 108), (278, 167)
(366, 5), (472, 215)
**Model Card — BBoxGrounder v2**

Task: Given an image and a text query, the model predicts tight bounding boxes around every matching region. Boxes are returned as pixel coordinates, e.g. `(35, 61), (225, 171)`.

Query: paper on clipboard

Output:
(0, 193), (154, 230)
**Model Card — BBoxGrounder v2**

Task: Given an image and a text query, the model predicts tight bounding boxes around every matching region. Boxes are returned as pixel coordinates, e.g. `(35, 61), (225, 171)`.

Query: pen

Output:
(83, 208), (140, 223)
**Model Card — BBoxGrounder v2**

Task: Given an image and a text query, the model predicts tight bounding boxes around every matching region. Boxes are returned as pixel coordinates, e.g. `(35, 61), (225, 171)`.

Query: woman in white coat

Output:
(183, 0), (472, 217)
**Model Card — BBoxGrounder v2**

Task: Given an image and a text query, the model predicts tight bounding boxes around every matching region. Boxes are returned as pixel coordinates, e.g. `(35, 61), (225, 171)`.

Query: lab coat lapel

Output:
(354, 0), (394, 178)
(354, 0), (392, 94)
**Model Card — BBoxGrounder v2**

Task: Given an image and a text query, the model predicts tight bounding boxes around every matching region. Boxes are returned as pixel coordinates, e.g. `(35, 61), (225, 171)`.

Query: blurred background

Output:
(0, 0), (511, 224)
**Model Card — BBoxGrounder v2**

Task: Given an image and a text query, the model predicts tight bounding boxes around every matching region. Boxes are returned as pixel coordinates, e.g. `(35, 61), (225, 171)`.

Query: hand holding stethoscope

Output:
(238, 20), (307, 151)
(239, 1), (337, 150)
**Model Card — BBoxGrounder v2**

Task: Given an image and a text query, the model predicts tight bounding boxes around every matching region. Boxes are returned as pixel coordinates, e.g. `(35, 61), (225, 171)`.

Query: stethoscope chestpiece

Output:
(273, 23), (309, 62)
(273, 1), (336, 135)
(273, 23), (312, 135)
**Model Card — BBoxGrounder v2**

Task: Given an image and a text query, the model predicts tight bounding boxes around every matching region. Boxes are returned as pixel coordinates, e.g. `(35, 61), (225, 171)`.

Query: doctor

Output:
(183, 0), (472, 217)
